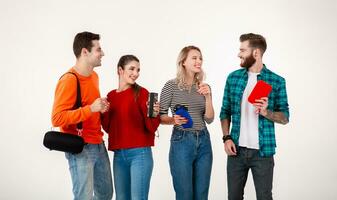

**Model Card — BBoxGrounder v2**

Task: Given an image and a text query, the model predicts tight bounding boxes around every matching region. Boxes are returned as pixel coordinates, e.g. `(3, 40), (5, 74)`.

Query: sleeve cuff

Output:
(82, 105), (92, 119)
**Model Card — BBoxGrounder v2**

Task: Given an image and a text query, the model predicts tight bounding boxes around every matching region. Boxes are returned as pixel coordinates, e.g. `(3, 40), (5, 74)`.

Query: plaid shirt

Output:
(220, 65), (289, 156)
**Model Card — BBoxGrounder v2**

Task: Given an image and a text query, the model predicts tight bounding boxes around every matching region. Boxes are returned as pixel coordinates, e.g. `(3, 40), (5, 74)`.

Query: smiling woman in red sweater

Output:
(101, 55), (160, 200)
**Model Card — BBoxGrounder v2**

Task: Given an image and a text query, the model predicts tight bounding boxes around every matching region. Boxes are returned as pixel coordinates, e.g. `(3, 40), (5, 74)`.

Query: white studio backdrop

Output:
(0, 0), (336, 199)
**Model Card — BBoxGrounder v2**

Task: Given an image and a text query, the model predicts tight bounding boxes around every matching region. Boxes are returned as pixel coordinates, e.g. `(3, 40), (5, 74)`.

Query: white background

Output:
(1, 0), (337, 199)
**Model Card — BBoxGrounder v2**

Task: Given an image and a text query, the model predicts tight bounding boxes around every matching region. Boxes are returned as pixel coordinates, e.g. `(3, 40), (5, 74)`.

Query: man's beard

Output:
(240, 54), (256, 69)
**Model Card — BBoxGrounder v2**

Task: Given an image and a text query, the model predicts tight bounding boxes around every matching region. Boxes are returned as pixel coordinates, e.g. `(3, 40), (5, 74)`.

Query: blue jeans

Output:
(227, 147), (274, 200)
(113, 147), (153, 200)
(169, 128), (213, 200)
(65, 142), (113, 200)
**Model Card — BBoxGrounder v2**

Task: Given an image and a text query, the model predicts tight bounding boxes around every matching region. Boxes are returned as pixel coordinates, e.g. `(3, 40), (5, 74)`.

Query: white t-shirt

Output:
(239, 72), (259, 149)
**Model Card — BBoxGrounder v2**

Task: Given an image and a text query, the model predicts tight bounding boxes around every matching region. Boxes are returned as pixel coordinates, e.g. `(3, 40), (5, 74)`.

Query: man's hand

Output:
(224, 139), (237, 156)
(90, 97), (110, 113)
(253, 97), (268, 116)
(253, 97), (289, 124)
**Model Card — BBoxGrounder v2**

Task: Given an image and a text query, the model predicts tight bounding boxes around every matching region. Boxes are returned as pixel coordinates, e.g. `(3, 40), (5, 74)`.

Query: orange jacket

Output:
(51, 68), (103, 144)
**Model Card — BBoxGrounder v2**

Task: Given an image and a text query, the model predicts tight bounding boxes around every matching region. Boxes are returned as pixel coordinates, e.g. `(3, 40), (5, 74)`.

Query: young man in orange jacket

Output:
(51, 31), (113, 200)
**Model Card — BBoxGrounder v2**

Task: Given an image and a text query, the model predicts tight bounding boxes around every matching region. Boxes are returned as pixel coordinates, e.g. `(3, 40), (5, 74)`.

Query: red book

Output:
(248, 80), (272, 104)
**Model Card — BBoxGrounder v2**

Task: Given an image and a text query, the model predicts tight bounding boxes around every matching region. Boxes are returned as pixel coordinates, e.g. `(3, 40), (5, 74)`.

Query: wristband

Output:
(222, 135), (232, 143)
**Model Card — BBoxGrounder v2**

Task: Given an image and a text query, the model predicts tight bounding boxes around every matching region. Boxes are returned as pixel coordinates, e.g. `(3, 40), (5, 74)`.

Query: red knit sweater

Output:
(101, 87), (160, 150)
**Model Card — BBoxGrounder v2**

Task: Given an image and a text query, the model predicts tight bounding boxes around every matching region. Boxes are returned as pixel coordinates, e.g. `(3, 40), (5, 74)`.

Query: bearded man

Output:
(220, 33), (289, 200)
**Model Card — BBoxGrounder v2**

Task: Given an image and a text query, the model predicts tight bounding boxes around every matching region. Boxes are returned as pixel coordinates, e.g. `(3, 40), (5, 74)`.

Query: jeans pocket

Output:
(170, 130), (184, 142)
(204, 130), (211, 140)
(257, 155), (274, 168)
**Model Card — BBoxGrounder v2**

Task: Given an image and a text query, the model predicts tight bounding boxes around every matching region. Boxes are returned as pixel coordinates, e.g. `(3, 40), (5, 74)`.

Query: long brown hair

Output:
(117, 55), (141, 100)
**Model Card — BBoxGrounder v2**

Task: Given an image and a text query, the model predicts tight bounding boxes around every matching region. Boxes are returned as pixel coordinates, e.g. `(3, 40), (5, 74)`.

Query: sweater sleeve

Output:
(159, 80), (173, 115)
(138, 88), (160, 134)
(101, 92), (112, 133)
(220, 76), (232, 120)
(51, 73), (92, 127)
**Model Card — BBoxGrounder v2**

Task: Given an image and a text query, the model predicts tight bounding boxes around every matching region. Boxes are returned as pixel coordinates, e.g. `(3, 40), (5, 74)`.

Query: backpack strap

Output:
(60, 72), (83, 130)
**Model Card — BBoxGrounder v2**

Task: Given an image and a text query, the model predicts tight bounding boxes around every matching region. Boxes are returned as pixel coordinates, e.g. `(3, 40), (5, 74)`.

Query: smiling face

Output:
(86, 40), (104, 67)
(183, 49), (203, 74)
(118, 60), (140, 85)
(238, 40), (256, 69)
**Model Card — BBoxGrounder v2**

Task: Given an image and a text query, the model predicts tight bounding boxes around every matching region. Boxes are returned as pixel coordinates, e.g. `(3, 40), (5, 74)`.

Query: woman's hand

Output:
(173, 114), (188, 125)
(198, 83), (211, 97)
(153, 102), (160, 116)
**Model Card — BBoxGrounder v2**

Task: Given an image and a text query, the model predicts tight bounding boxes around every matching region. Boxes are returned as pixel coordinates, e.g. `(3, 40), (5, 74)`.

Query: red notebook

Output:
(248, 80), (272, 104)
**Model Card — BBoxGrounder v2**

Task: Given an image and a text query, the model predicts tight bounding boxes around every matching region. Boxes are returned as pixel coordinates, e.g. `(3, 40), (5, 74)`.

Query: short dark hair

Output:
(73, 31), (100, 58)
(240, 33), (267, 54)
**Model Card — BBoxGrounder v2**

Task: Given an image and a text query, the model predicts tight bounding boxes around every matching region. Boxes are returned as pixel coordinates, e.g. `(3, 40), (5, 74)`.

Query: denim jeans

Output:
(113, 147), (153, 200)
(227, 147), (274, 200)
(65, 142), (113, 200)
(169, 128), (213, 200)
